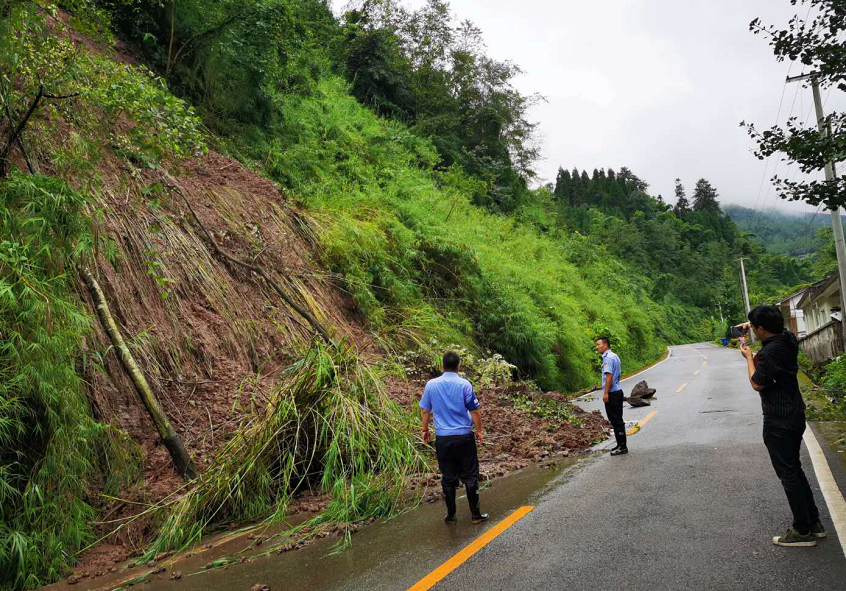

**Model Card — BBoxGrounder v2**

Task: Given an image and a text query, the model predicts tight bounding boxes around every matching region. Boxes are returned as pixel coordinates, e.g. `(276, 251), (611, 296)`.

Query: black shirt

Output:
(751, 331), (805, 418)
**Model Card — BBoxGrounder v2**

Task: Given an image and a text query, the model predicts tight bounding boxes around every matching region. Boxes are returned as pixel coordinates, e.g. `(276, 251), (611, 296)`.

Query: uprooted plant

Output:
(142, 340), (429, 559)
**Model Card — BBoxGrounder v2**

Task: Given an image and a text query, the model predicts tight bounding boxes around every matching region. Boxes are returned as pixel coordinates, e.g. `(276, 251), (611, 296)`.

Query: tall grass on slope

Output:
(230, 78), (704, 391)
(0, 173), (137, 591)
(145, 341), (427, 557)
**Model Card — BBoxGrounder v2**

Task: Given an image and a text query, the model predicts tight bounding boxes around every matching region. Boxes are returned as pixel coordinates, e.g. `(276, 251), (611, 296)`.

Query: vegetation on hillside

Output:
(724, 204), (830, 257)
(0, 0), (826, 588)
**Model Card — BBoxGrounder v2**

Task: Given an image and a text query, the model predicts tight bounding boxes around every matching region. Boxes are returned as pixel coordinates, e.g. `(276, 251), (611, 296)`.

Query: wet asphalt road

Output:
(138, 344), (846, 591)
(432, 344), (846, 590)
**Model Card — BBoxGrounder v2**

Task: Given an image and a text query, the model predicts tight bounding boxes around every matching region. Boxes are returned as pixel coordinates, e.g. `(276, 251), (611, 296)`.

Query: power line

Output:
(745, 2), (815, 230)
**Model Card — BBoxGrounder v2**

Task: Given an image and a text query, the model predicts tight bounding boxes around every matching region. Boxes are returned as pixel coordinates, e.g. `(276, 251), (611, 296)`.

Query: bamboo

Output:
(82, 267), (197, 480)
(166, 177), (334, 345)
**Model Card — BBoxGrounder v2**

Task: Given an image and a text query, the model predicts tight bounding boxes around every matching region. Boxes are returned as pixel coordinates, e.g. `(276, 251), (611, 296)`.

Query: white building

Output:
(797, 273), (844, 363)
(775, 289), (808, 338)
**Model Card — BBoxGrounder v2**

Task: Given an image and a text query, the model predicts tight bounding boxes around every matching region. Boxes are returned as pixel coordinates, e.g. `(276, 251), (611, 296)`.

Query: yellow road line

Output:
(693, 370), (700, 376)
(702, 360), (708, 367)
(626, 410), (657, 436)
(676, 383), (687, 393)
(407, 506), (534, 591)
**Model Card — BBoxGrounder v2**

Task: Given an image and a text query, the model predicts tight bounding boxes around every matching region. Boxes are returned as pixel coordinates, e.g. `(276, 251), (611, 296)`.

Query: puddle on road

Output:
(55, 452), (601, 591)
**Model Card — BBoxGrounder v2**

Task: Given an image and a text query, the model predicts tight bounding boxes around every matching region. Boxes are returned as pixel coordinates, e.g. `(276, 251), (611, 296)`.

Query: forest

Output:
(724, 203), (831, 258)
(0, 0), (823, 589)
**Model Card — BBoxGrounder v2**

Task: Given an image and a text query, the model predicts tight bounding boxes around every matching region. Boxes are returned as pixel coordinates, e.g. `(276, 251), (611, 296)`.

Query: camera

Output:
(729, 325), (748, 338)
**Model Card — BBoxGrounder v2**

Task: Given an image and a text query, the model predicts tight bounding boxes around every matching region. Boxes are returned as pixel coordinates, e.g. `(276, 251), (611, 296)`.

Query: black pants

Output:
(763, 411), (820, 534)
(435, 433), (480, 489)
(604, 390), (627, 449)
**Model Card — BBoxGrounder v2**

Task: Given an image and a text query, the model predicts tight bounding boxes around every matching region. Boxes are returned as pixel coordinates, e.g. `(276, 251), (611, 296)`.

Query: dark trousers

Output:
(604, 390), (627, 449)
(763, 411), (820, 534)
(436, 433), (482, 516)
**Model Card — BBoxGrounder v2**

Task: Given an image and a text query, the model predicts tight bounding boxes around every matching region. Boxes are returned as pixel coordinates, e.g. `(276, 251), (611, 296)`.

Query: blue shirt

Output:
(601, 350), (622, 393)
(420, 372), (480, 436)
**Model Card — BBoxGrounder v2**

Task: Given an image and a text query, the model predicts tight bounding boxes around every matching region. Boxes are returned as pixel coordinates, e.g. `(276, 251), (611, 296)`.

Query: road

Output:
(140, 343), (846, 591)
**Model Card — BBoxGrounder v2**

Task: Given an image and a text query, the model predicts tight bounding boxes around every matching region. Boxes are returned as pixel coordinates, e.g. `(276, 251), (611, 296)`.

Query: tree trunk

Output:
(82, 267), (197, 480)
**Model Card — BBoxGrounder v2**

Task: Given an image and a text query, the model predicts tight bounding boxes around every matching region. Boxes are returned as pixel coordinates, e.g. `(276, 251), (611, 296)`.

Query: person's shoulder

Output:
(609, 350), (621, 362)
(424, 375), (443, 389)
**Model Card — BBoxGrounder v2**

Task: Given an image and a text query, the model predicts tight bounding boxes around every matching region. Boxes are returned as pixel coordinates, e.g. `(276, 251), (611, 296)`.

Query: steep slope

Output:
(0, 8), (614, 589)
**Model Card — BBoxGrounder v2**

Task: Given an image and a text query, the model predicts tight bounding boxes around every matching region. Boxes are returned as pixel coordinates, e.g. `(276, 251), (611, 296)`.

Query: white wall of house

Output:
(779, 291), (809, 337)
(802, 282), (841, 334)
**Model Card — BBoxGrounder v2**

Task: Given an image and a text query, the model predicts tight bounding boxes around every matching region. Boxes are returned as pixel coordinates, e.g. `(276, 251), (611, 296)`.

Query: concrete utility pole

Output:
(787, 73), (846, 332)
(737, 257), (754, 343)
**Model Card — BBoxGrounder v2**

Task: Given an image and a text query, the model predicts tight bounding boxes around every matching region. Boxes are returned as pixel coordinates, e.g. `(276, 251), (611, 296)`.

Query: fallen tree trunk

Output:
(82, 267), (197, 480)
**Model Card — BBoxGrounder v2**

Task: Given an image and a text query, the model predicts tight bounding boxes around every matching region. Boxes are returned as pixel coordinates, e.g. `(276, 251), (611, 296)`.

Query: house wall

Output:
(802, 293), (841, 334)
(800, 320), (845, 364)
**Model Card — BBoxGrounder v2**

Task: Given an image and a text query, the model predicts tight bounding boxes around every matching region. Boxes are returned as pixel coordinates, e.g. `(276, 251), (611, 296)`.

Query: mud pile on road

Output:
(387, 379), (610, 496)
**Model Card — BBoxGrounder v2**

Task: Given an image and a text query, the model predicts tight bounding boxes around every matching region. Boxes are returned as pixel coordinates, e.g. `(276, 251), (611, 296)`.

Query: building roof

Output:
(774, 287), (809, 305)
(797, 272), (839, 309)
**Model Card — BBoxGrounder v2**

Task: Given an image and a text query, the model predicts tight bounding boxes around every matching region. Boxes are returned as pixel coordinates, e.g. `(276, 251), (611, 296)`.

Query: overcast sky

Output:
(332, 1), (845, 215)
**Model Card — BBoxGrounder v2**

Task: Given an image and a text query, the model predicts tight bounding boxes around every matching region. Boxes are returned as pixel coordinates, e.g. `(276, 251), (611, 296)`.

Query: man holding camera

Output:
(738, 305), (826, 547)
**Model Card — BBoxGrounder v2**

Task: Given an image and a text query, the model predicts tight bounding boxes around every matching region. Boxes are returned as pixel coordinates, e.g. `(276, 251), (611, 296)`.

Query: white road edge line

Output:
(619, 346), (673, 384)
(803, 426), (846, 559)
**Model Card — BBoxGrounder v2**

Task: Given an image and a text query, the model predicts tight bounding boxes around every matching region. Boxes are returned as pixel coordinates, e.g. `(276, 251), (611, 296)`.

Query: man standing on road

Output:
(420, 351), (489, 525)
(597, 336), (627, 456)
(738, 305), (826, 547)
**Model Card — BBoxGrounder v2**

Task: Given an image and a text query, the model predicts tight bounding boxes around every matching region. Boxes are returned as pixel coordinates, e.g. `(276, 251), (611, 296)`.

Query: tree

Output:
(744, 1), (846, 209)
(674, 178), (691, 216)
(343, 16), (416, 121)
(618, 166), (648, 193)
(692, 178), (721, 213)
(553, 167), (570, 203)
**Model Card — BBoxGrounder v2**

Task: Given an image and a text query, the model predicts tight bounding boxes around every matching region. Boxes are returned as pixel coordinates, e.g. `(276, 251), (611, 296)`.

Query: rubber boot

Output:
(466, 484), (489, 524)
(443, 485), (457, 524)
(610, 430), (628, 455)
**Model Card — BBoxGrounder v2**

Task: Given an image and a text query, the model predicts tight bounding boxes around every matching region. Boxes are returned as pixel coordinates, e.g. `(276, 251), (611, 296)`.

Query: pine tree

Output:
(553, 167), (570, 203)
(692, 178), (721, 213)
(618, 167), (648, 193)
(674, 178), (691, 216)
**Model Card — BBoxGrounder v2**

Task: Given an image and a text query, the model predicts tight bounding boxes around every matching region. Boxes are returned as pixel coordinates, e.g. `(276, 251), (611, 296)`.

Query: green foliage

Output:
(820, 355), (846, 407)
(1, 2), (206, 181)
(79, 58), (206, 166)
(107, 0), (338, 136)
(724, 204), (829, 258)
(145, 341), (426, 556)
(239, 78), (701, 391)
(510, 388), (584, 427)
(745, 2), (846, 209)
(341, 0), (541, 212)
(0, 173), (137, 591)
(552, 170), (813, 319)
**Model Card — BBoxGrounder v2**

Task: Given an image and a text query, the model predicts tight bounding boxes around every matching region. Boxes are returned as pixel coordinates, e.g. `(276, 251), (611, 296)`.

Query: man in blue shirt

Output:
(597, 336), (627, 455)
(420, 351), (489, 524)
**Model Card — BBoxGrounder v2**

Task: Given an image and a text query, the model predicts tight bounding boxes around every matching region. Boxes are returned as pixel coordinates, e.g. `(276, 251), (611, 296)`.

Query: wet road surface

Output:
(134, 344), (846, 590)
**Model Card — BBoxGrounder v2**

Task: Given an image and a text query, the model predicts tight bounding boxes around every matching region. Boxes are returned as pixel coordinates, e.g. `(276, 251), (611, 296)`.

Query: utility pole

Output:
(787, 73), (846, 333)
(737, 257), (754, 343)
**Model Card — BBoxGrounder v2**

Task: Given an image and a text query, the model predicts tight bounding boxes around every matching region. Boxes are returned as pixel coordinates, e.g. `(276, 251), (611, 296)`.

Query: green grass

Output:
(0, 173), (138, 591)
(228, 77), (707, 391)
